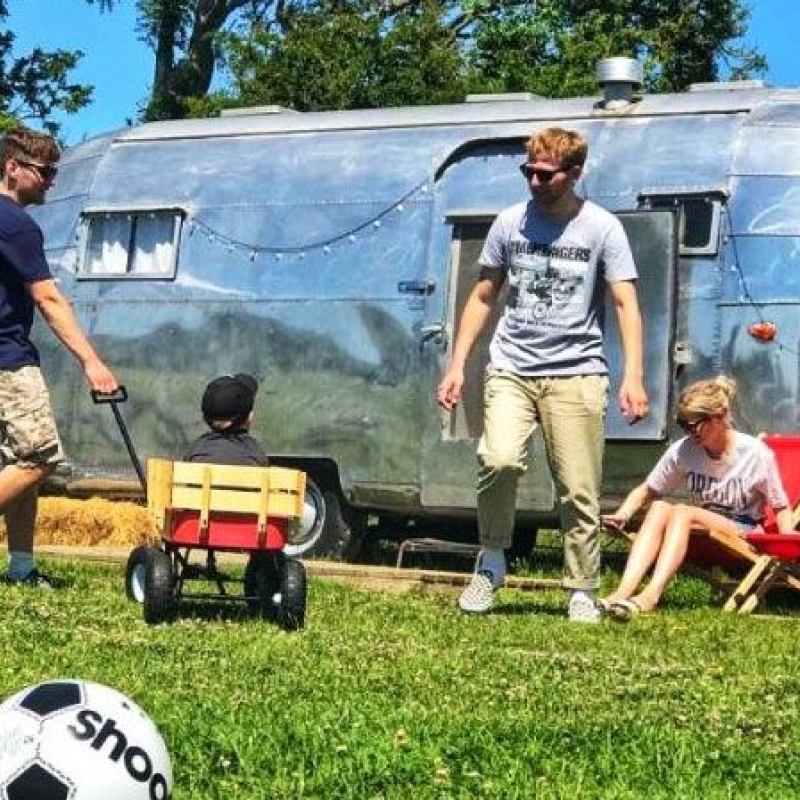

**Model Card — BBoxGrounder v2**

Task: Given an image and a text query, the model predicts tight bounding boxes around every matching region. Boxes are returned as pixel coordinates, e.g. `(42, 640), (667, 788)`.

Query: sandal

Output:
(596, 598), (614, 614)
(609, 598), (644, 621)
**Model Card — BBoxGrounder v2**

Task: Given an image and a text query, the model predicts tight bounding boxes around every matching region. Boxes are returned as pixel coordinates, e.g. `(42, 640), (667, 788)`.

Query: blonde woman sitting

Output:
(600, 376), (794, 619)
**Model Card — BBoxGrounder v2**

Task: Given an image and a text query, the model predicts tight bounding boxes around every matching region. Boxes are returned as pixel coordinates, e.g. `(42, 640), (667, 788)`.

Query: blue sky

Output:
(6, 0), (800, 145)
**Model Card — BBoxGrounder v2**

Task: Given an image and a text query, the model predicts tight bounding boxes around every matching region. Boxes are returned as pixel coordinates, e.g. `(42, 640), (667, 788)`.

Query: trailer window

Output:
(637, 194), (722, 256)
(78, 211), (183, 278)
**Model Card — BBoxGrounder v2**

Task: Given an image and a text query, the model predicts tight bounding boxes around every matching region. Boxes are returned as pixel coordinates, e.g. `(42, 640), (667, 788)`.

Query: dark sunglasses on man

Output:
(15, 158), (58, 182)
(518, 163), (571, 184)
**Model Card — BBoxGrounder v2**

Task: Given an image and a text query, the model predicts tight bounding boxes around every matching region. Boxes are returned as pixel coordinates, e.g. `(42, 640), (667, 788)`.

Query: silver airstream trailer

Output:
(32, 59), (800, 557)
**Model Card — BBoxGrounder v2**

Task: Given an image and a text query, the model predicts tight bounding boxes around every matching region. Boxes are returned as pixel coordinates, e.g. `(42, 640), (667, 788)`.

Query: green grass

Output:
(2, 556), (800, 799)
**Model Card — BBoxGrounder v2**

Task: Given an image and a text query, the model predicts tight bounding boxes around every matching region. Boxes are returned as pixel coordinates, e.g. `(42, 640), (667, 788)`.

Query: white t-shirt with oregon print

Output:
(479, 198), (637, 376)
(646, 431), (788, 524)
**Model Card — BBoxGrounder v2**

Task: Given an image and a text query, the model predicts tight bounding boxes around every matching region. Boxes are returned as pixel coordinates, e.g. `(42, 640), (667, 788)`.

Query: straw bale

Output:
(0, 497), (157, 547)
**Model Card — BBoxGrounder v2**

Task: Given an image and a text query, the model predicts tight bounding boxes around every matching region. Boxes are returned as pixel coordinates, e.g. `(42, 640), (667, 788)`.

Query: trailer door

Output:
(607, 210), (678, 440)
(420, 208), (677, 511)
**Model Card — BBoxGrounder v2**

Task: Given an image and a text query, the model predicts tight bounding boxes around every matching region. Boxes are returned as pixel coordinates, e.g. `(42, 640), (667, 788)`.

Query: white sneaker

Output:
(568, 592), (601, 624)
(458, 571), (497, 614)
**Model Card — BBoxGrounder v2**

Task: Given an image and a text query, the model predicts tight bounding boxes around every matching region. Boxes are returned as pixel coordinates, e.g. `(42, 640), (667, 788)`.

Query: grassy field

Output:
(2, 555), (800, 800)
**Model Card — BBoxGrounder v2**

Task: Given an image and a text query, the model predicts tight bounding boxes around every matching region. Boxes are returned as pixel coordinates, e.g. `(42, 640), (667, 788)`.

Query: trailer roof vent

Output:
(688, 79), (768, 92)
(596, 57), (643, 109)
(465, 92), (543, 103)
(219, 105), (297, 117)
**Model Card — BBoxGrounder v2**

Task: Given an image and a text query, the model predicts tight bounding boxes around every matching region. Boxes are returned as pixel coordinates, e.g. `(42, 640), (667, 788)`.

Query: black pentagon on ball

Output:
(6, 762), (72, 800)
(18, 681), (83, 717)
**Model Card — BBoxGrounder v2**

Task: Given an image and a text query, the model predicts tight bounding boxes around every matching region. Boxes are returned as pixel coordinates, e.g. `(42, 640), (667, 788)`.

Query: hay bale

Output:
(0, 497), (157, 547)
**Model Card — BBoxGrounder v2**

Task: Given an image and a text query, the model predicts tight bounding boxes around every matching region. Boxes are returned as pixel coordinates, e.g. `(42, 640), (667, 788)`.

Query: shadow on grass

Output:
(490, 600), (567, 618)
(750, 587), (800, 615)
(157, 598), (292, 628)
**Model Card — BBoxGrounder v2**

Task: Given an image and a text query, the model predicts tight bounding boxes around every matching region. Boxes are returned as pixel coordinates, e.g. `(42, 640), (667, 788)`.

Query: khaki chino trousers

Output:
(477, 369), (609, 590)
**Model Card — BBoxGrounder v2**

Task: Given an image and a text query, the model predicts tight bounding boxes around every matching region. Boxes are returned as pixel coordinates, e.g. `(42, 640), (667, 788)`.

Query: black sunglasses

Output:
(677, 417), (708, 434)
(518, 163), (570, 183)
(16, 158), (58, 181)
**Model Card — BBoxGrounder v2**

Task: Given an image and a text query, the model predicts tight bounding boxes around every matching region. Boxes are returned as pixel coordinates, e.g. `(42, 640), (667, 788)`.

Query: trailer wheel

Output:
(243, 552), (281, 619)
(284, 477), (355, 559)
(124, 544), (151, 603)
(143, 547), (177, 625)
(278, 558), (307, 631)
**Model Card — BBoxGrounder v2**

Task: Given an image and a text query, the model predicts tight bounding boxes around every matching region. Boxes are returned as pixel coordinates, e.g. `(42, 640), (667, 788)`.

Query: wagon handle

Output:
(91, 386), (128, 404)
(89, 386), (147, 492)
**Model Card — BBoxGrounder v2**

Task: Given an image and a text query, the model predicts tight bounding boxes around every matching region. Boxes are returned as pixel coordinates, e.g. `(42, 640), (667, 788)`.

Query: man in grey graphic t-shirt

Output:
(437, 126), (649, 622)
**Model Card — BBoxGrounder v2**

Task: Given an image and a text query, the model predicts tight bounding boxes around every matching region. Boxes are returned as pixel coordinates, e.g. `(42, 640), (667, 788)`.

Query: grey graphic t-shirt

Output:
(646, 432), (788, 522)
(479, 199), (637, 376)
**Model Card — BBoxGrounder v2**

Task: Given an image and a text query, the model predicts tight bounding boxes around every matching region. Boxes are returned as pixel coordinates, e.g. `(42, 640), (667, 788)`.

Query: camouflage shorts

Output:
(0, 365), (65, 468)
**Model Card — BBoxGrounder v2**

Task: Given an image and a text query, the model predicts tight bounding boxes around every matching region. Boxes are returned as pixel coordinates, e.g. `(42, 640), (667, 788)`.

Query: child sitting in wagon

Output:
(184, 373), (269, 466)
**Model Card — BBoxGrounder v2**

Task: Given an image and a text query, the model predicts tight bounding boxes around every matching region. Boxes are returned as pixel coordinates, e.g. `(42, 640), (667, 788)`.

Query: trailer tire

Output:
(278, 557), (307, 631)
(124, 544), (151, 603)
(284, 477), (354, 559)
(143, 547), (177, 625)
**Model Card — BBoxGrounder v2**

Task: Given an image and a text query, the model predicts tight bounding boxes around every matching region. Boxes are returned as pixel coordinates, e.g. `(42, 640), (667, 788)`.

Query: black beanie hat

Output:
(201, 373), (258, 424)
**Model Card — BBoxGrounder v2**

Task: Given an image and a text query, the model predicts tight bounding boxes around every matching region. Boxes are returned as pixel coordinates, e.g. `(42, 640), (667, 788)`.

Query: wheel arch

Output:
(268, 456), (365, 559)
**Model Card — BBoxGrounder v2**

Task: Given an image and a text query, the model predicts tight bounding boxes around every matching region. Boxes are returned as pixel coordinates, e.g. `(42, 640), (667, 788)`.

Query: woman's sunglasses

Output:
(677, 417), (708, 434)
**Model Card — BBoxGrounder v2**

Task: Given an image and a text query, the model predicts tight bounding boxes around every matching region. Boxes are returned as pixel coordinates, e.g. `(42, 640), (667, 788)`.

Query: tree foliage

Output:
(0, 0), (92, 134)
(465, 0), (767, 97)
(209, 0), (468, 114)
(131, 0), (274, 120)
(116, 0), (768, 121)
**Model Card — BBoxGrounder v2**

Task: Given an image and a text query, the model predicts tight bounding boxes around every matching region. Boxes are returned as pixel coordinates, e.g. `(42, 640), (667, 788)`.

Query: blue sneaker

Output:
(2, 569), (67, 589)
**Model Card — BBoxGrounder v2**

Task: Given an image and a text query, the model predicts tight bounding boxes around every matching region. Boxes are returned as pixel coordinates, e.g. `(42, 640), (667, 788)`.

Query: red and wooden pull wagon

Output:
(126, 459), (308, 629)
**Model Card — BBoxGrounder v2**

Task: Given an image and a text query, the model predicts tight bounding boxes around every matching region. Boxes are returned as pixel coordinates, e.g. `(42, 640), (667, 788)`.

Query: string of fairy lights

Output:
(182, 177), (430, 263)
(64, 175), (432, 269)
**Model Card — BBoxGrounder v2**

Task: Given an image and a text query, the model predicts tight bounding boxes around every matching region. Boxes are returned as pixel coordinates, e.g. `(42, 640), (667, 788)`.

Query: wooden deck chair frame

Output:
(683, 527), (800, 613)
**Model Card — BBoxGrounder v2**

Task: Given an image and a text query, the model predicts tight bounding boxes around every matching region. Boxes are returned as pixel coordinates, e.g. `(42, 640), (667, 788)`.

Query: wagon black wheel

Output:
(124, 544), (152, 603)
(143, 547), (177, 625)
(243, 552), (281, 620)
(278, 558), (307, 631)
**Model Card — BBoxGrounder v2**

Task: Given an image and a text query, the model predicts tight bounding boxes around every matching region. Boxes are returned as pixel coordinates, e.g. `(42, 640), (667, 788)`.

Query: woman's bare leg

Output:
(603, 500), (674, 603)
(632, 505), (741, 611)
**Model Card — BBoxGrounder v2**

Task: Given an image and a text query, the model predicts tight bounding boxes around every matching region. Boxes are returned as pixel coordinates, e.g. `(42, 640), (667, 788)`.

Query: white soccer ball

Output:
(0, 679), (173, 800)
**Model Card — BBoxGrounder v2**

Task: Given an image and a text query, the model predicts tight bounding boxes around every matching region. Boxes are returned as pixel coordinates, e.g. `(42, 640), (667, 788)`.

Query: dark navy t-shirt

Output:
(0, 194), (52, 368)
(184, 428), (270, 466)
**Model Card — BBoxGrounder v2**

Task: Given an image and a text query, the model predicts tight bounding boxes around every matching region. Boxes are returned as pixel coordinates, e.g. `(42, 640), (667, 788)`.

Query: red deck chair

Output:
(684, 434), (800, 613)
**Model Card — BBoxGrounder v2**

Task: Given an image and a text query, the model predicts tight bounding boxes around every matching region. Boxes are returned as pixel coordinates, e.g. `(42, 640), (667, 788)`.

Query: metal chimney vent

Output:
(596, 57), (643, 109)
